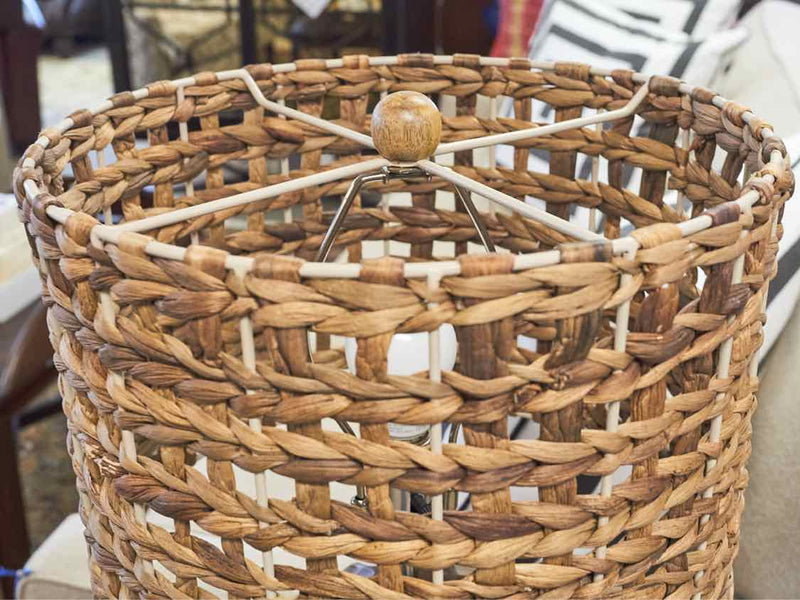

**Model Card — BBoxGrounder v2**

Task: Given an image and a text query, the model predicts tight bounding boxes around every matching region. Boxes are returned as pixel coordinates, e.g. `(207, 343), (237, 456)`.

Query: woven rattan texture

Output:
(14, 54), (795, 599)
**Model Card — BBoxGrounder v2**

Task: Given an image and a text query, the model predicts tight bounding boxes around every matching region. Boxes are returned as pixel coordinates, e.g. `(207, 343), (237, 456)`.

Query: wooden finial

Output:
(371, 91), (442, 162)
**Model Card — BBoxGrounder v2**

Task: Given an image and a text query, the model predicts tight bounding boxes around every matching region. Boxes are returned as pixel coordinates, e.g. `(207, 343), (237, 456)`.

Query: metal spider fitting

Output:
(315, 91), (496, 262)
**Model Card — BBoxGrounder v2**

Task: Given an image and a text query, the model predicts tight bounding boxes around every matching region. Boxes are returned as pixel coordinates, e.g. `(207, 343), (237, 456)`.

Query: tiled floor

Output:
(18, 396), (79, 549)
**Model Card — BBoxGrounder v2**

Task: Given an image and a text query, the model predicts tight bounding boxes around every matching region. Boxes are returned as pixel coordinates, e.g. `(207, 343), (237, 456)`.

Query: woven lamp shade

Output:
(13, 53), (794, 599)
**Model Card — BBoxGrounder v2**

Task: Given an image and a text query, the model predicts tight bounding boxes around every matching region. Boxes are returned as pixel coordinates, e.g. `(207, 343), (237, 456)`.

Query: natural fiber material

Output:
(13, 54), (795, 599)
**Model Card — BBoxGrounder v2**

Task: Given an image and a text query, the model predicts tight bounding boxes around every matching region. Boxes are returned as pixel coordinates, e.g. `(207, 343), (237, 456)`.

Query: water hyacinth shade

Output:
(13, 53), (795, 599)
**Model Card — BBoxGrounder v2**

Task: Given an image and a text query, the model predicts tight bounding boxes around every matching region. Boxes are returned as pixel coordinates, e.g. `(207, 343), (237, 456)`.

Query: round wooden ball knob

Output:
(371, 91), (442, 162)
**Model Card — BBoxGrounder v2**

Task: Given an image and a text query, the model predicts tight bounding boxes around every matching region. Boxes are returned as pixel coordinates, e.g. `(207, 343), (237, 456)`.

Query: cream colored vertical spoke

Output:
(427, 271), (445, 585)
(235, 266), (277, 598)
(177, 86), (200, 245)
(593, 246), (636, 580)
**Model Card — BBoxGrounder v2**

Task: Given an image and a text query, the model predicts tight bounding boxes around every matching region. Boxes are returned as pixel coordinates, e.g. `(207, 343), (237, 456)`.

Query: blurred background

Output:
(1, 0), (799, 598)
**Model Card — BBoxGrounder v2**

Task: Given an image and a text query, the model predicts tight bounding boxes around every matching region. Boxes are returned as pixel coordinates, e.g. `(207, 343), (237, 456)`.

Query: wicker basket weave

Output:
(14, 54), (795, 599)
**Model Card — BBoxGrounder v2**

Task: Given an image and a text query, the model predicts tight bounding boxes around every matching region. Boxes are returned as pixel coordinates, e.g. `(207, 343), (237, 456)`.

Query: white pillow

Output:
(714, 0), (800, 139)
(762, 131), (800, 356)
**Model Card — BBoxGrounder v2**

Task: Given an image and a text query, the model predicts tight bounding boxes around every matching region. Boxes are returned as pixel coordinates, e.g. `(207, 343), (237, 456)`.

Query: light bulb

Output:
(345, 325), (457, 441)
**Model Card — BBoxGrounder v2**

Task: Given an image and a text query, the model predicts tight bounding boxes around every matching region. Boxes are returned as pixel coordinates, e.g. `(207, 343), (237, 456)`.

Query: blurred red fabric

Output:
(490, 0), (545, 58)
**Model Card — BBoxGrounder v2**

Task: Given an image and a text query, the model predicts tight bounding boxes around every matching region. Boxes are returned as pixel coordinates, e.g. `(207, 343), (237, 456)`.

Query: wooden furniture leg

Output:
(0, 413), (29, 599)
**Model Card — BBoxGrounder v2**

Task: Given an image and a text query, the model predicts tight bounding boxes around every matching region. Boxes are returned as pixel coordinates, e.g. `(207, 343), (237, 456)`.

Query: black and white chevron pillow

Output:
(529, 0), (746, 99)
(604, 0), (740, 37)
